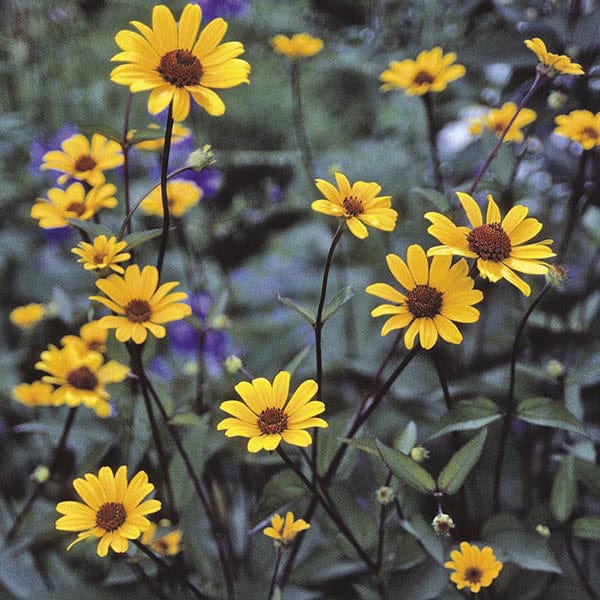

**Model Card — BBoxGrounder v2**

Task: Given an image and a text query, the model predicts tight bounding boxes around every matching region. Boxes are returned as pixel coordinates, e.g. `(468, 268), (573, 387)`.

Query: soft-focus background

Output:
(1, 1), (600, 598)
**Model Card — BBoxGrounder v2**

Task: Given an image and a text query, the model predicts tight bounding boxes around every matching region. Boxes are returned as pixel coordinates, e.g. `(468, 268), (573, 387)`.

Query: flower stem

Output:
(492, 283), (551, 513)
(290, 61), (315, 185)
(127, 559), (168, 600)
(6, 406), (78, 542)
(422, 93), (443, 192)
(277, 446), (377, 573)
(132, 539), (209, 600)
(267, 547), (283, 600)
(375, 471), (393, 570)
(156, 101), (175, 278)
(121, 92), (133, 238)
(467, 72), (543, 196)
(137, 363), (236, 600)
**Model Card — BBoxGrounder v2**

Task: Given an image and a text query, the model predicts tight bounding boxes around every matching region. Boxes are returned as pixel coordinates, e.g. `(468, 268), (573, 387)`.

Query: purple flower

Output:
(178, 167), (223, 199)
(42, 226), (73, 245)
(29, 124), (79, 180)
(149, 356), (174, 380)
(192, 0), (249, 21)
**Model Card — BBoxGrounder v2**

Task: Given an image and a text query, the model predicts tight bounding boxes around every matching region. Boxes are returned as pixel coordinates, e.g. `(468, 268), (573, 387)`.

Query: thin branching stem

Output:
(290, 61), (315, 185)
(422, 93), (443, 192)
(127, 559), (168, 600)
(267, 547), (283, 600)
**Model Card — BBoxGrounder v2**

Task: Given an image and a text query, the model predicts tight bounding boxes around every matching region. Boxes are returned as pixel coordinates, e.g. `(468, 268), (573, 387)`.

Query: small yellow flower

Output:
(90, 264), (192, 344)
(31, 183), (118, 229)
(41, 133), (123, 187)
(470, 102), (537, 143)
(444, 541), (503, 593)
(62, 321), (109, 354)
(311, 172), (397, 239)
(55, 466), (161, 557)
(366, 245), (483, 350)
(380, 47), (465, 96)
(35, 343), (129, 417)
(271, 33), (323, 59)
(72, 235), (131, 274)
(12, 381), (54, 407)
(140, 180), (202, 217)
(110, 4), (250, 121)
(425, 192), (555, 296)
(141, 523), (183, 556)
(524, 37), (584, 76)
(263, 512), (310, 546)
(554, 110), (600, 150)
(10, 303), (46, 329)
(217, 371), (328, 453)
(129, 122), (192, 152)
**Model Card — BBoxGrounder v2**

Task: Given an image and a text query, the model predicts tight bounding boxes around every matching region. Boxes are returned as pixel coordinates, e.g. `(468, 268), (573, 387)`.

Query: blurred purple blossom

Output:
(192, 0), (249, 21)
(29, 124), (79, 180)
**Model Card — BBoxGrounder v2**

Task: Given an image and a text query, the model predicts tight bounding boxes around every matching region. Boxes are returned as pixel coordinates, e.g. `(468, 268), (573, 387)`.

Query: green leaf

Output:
(572, 516), (600, 541)
(412, 187), (451, 212)
(376, 440), (436, 494)
(387, 558), (451, 600)
(575, 458), (600, 500)
(169, 412), (206, 427)
(437, 429), (487, 495)
(321, 285), (354, 324)
(254, 469), (307, 524)
(284, 345), (311, 376)
(401, 513), (445, 564)
(277, 294), (316, 324)
(341, 437), (379, 457)
(122, 228), (164, 251)
(516, 397), (586, 435)
(429, 398), (501, 439)
(490, 140), (515, 186)
(551, 454), (577, 523)
(395, 421), (417, 454)
(67, 218), (114, 240)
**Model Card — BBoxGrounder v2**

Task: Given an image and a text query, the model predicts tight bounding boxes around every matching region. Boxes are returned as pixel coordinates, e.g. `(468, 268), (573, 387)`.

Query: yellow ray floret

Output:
(444, 541), (503, 593)
(140, 179), (202, 217)
(72, 235), (131, 274)
(554, 110), (600, 150)
(524, 37), (584, 76)
(469, 102), (537, 143)
(271, 33), (323, 59)
(263, 511), (310, 546)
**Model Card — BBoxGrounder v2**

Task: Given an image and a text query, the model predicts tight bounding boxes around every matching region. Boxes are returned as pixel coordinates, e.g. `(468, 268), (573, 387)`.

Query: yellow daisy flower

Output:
(62, 320), (109, 354)
(271, 33), (323, 59)
(554, 110), (600, 150)
(140, 180), (202, 217)
(365, 245), (483, 350)
(72, 235), (131, 275)
(129, 122), (191, 151)
(444, 541), (503, 593)
(35, 343), (129, 417)
(425, 192), (555, 296)
(470, 102), (537, 143)
(10, 303), (46, 329)
(380, 47), (465, 96)
(263, 512), (310, 546)
(90, 264), (192, 344)
(524, 37), (584, 76)
(217, 371), (328, 453)
(12, 381), (54, 408)
(55, 466), (161, 557)
(140, 522), (183, 556)
(41, 133), (123, 187)
(110, 4), (250, 121)
(311, 172), (397, 239)
(31, 182), (118, 229)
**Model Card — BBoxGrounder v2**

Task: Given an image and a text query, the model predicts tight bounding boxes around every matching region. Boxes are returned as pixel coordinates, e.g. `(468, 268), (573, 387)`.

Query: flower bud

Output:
(545, 359), (564, 378)
(375, 486), (395, 505)
(224, 355), (243, 374)
(211, 314), (231, 329)
(432, 513), (455, 536)
(32, 465), (50, 484)
(185, 145), (216, 171)
(410, 445), (429, 463)
(536, 524), (551, 538)
(547, 90), (568, 110)
(545, 264), (568, 288)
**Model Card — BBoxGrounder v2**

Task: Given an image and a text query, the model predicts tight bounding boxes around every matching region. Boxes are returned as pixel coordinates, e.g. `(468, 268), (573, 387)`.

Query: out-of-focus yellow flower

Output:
(263, 512), (310, 546)
(524, 37), (584, 76)
(130, 122), (191, 151)
(554, 110), (600, 150)
(271, 33), (323, 59)
(72, 235), (131, 274)
(61, 320), (109, 354)
(10, 303), (46, 329)
(469, 102), (537, 143)
(141, 523), (183, 556)
(140, 180), (202, 217)
(380, 47), (465, 96)
(12, 381), (54, 407)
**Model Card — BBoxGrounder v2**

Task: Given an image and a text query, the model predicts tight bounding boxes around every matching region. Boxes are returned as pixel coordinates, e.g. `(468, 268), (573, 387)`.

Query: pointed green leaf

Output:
(412, 187), (451, 212)
(284, 345), (311, 376)
(516, 397), (586, 435)
(437, 429), (487, 495)
(551, 454), (576, 523)
(341, 437), (379, 457)
(169, 412), (205, 427)
(575, 457), (600, 501)
(254, 469), (308, 524)
(376, 440), (436, 494)
(429, 398), (501, 439)
(123, 227), (164, 250)
(277, 294), (316, 324)
(321, 285), (354, 324)
(67, 219), (114, 240)
(395, 421), (417, 454)
(572, 516), (600, 541)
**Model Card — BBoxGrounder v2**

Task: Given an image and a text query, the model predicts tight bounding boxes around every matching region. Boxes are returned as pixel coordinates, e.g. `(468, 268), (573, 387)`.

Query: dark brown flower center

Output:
(343, 196), (363, 217)
(581, 126), (599, 140)
(464, 567), (483, 584)
(467, 222), (512, 261)
(87, 340), (104, 352)
(258, 407), (288, 435)
(67, 366), (98, 390)
(125, 299), (152, 323)
(155, 540), (170, 553)
(414, 70), (434, 85)
(74, 155), (96, 172)
(93, 253), (107, 264)
(158, 49), (203, 87)
(96, 502), (126, 531)
(66, 202), (86, 216)
(406, 284), (443, 318)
